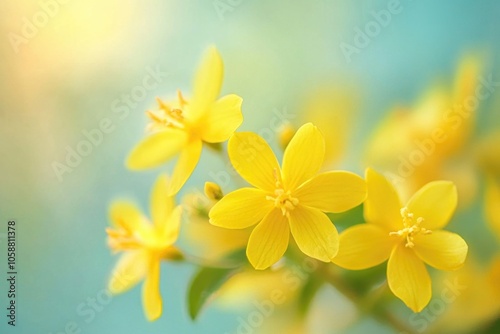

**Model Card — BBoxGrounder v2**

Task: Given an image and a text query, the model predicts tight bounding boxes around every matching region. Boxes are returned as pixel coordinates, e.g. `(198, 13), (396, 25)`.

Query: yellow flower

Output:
(364, 54), (483, 203)
(430, 256), (500, 334)
(333, 168), (468, 312)
(126, 46), (243, 195)
(298, 85), (360, 166)
(106, 175), (182, 321)
(209, 123), (367, 270)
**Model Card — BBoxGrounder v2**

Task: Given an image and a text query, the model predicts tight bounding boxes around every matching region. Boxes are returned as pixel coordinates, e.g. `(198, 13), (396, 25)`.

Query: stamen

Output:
(177, 90), (188, 107)
(170, 108), (184, 120)
(146, 110), (165, 124)
(147, 94), (187, 132)
(273, 168), (281, 188)
(156, 97), (171, 112)
(390, 207), (432, 248)
(266, 187), (299, 217)
(106, 227), (142, 252)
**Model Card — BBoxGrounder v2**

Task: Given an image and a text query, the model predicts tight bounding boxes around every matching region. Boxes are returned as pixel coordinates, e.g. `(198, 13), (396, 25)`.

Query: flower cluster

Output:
(106, 47), (474, 328)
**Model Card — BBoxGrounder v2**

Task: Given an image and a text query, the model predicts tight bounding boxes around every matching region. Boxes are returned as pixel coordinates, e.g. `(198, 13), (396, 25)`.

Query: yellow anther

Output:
(390, 207), (432, 248)
(156, 97), (170, 111)
(106, 227), (142, 252)
(177, 90), (188, 107)
(266, 188), (299, 217)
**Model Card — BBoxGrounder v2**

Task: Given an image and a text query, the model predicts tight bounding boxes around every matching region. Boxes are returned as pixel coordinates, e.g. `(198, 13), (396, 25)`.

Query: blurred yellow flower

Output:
(209, 123), (367, 270)
(127, 47), (243, 194)
(298, 85), (360, 167)
(106, 175), (182, 321)
(485, 177), (500, 240)
(333, 168), (468, 312)
(365, 54), (483, 203)
(477, 131), (500, 240)
(430, 256), (500, 334)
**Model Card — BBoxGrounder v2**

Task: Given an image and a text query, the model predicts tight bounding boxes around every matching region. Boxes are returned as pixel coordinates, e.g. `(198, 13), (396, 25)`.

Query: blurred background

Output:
(0, 0), (499, 333)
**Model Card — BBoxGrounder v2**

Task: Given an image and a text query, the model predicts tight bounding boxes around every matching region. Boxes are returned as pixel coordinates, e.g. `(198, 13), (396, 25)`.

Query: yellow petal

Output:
(333, 224), (393, 270)
(364, 168), (403, 231)
(228, 132), (281, 191)
(288, 206), (339, 262)
(485, 178), (500, 240)
(295, 171), (366, 213)
(246, 209), (290, 270)
(387, 243), (431, 312)
(202, 94), (243, 143)
(282, 123), (325, 190)
(151, 174), (174, 228)
(190, 46), (223, 121)
(209, 188), (273, 229)
(108, 251), (148, 294)
(168, 139), (202, 195)
(413, 230), (468, 270)
(142, 258), (162, 321)
(126, 129), (188, 170)
(161, 205), (182, 245)
(407, 181), (457, 230)
(109, 201), (147, 232)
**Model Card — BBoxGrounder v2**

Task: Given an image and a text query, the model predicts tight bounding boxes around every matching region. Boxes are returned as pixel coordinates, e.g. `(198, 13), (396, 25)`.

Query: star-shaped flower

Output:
(333, 168), (468, 312)
(209, 123), (366, 270)
(106, 175), (182, 320)
(127, 46), (243, 195)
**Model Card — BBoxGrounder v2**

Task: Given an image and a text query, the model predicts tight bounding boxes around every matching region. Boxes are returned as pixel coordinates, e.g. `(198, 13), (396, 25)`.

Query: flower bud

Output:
(204, 181), (224, 201)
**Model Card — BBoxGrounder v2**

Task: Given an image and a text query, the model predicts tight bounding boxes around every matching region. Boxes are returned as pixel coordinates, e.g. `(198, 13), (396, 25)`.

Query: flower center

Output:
(266, 168), (299, 217)
(389, 207), (432, 248)
(266, 189), (299, 217)
(146, 90), (187, 132)
(106, 226), (142, 252)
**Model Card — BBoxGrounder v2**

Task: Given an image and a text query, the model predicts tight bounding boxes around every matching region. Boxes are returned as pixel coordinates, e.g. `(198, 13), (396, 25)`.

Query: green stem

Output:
(316, 263), (417, 334)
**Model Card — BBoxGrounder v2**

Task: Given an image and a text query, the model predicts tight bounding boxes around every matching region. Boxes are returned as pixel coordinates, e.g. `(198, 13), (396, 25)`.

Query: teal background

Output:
(0, 0), (499, 333)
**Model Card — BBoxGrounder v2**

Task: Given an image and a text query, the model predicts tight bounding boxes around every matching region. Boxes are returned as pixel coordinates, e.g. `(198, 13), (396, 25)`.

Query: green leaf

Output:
(297, 274), (323, 317)
(327, 203), (364, 230)
(339, 262), (387, 295)
(187, 266), (240, 320)
(220, 248), (248, 267)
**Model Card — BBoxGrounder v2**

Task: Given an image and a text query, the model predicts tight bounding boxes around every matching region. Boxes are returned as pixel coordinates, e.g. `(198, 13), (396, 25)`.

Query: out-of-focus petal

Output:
(142, 259), (162, 321)
(109, 201), (148, 232)
(161, 206), (182, 246)
(201, 94), (243, 143)
(126, 129), (188, 170)
(485, 178), (500, 240)
(151, 174), (174, 228)
(108, 251), (148, 294)
(190, 46), (223, 121)
(168, 139), (202, 195)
